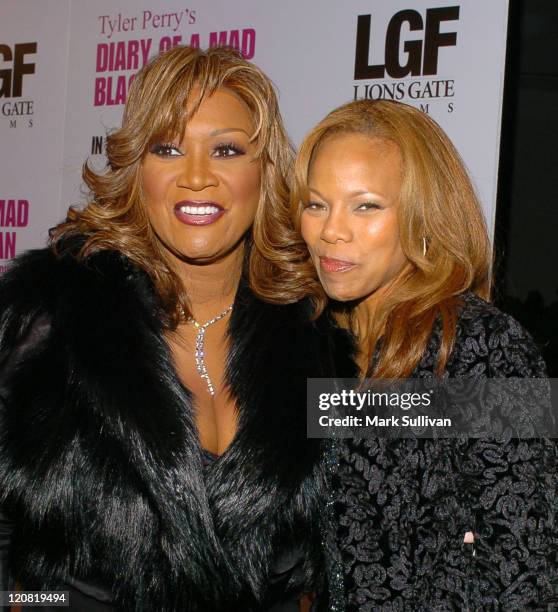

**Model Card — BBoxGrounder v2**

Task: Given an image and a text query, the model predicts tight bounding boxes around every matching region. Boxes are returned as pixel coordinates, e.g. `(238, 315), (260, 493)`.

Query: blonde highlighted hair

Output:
(51, 45), (303, 326)
(291, 99), (492, 377)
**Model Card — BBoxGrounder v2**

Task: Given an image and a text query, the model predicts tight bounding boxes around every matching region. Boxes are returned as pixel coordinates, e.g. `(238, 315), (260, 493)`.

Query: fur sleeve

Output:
(0, 508), (14, 592)
(0, 252), (54, 596)
(0, 248), (57, 366)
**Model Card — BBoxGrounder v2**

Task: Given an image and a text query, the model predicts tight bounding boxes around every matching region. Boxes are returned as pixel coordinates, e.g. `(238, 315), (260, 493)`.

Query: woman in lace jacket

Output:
(290, 99), (557, 610)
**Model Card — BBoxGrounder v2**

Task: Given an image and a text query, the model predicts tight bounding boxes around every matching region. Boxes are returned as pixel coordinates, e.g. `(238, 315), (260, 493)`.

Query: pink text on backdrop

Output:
(93, 29), (257, 106)
(0, 232), (16, 259)
(0, 199), (29, 260)
(190, 29), (256, 59)
(94, 74), (135, 106)
(0, 199), (29, 227)
(142, 9), (195, 31)
(96, 40), (152, 72)
(98, 10), (196, 39)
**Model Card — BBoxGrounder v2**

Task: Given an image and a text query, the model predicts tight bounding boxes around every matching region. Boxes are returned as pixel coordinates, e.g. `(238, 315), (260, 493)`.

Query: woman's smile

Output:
(318, 255), (358, 273)
(173, 200), (226, 225)
(141, 88), (261, 264)
(301, 133), (408, 304)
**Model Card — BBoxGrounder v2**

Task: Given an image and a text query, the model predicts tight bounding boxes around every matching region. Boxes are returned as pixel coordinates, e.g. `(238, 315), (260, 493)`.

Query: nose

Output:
(176, 151), (218, 191)
(320, 208), (352, 244)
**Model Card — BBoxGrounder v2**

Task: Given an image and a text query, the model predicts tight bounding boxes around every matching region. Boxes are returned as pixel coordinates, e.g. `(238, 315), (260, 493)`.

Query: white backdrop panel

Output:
(1, 0), (509, 269)
(0, 0), (70, 271)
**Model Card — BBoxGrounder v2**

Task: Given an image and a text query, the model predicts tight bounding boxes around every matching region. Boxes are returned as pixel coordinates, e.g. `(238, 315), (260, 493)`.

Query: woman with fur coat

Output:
(0, 46), (354, 612)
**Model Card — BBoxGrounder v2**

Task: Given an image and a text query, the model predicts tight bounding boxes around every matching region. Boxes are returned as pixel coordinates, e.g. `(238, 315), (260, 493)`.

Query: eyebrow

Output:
(308, 187), (328, 200)
(309, 187), (387, 200)
(210, 128), (251, 137)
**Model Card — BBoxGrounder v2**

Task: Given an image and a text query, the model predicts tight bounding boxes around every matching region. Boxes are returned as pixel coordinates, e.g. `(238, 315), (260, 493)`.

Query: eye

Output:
(355, 202), (382, 211)
(213, 142), (245, 158)
(303, 201), (327, 212)
(149, 143), (182, 157)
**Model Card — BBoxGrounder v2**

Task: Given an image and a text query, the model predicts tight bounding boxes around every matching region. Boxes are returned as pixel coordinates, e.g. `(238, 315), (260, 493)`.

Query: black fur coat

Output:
(0, 244), (356, 611)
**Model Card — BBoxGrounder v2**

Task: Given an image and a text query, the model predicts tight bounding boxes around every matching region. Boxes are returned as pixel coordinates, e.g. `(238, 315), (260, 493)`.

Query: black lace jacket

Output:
(329, 294), (557, 611)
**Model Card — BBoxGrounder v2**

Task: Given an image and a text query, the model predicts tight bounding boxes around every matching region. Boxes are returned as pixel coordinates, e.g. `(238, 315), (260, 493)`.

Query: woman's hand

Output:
(300, 592), (314, 612)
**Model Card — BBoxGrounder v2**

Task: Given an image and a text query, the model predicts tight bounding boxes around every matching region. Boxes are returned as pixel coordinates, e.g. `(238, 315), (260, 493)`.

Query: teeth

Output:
(179, 205), (220, 215)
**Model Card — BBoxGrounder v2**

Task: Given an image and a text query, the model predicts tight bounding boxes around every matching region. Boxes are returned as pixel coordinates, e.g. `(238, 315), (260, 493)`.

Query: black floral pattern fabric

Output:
(332, 294), (557, 611)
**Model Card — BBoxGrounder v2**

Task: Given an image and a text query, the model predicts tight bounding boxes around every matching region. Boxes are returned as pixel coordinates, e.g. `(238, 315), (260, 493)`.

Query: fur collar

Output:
(0, 244), (356, 611)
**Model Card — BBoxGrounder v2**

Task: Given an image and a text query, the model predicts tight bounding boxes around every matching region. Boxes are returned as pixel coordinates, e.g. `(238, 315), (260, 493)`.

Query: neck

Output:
(171, 245), (244, 322)
(352, 286), (391, 375)
(354, 290), (382, 343)
(354, 272), (404, 340)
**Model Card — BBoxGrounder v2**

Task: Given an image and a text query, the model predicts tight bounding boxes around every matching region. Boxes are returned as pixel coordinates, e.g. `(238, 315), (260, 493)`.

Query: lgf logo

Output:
(0, 43), (37, 98)
(355, 7), (459, 79)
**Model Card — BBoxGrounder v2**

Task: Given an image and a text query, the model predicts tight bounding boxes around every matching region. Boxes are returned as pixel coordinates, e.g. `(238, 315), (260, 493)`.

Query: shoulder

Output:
(446, 292), (547, 377)
(0, 240), (157, 355)
(0, 239), (139, 306)
(0, 246), (61, 355)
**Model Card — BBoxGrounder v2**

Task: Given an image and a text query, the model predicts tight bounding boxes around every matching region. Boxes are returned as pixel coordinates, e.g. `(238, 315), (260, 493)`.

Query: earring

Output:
(422, 237), (427, 256)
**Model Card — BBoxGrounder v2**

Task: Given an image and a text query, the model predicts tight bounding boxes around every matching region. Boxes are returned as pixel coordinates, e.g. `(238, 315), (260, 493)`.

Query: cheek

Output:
(300, 215), (320, 250)
(140, 165), (169, 229)
(141, 163), (165, 202)
(359, 215), (401, 256)
(141, 167), (177, 233)
(359, 217), (407, 284)
(228, 165), (261, 215)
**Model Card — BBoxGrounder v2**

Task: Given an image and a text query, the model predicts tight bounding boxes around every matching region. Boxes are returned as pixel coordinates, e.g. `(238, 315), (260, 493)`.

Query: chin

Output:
(321, 283), (364, 303)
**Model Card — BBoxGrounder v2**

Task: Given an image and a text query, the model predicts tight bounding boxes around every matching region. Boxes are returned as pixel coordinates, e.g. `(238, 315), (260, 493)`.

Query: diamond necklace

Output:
(187, 304), (233, 396)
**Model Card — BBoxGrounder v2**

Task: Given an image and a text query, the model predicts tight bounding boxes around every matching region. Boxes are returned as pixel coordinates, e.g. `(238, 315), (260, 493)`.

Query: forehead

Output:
(146, 85), (257, 146)
(183, 87), (255, 133)
(309, 133), (401, 183)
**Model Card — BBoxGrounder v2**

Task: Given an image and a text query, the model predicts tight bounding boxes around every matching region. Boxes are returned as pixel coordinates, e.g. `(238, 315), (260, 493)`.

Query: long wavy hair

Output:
(291, 99), (492, 377)
(51, 45), (304, 327)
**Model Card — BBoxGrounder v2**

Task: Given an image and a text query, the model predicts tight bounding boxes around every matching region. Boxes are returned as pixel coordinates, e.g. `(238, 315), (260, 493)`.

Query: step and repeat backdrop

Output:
(1, 0), (509, 272)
